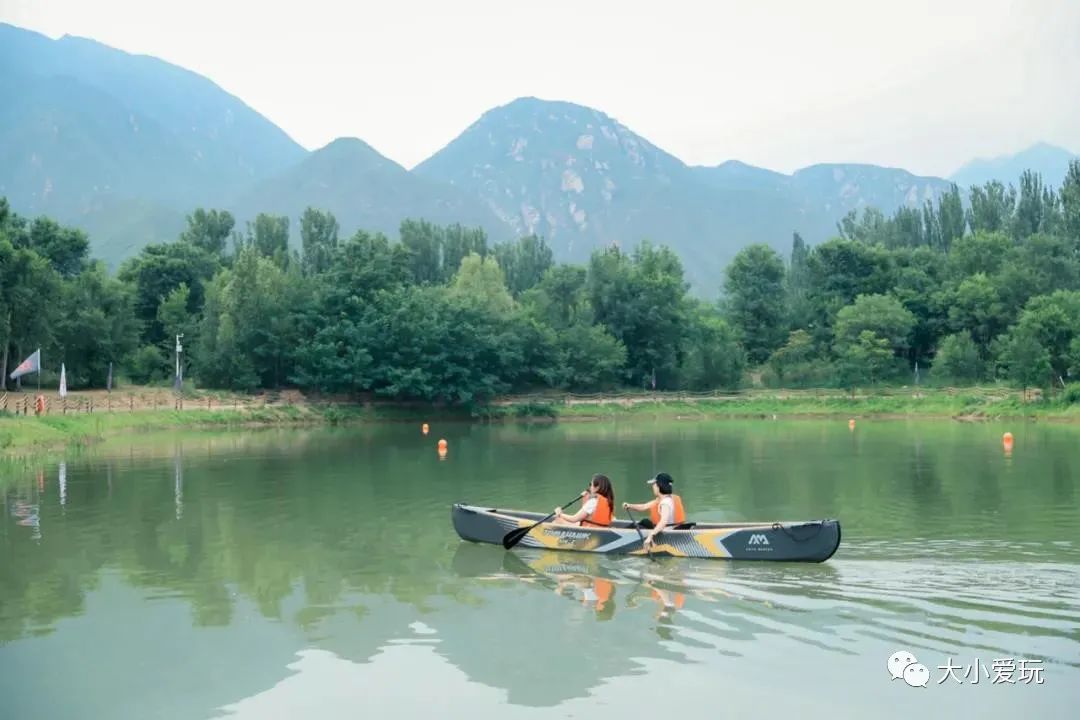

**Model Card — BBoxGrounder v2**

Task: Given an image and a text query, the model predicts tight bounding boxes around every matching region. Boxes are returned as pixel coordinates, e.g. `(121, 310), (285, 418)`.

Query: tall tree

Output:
(936, 184), (966, 250)
(441, 224), (488, 282)
(833, 294), (916, 357)
(300, 208), (339, 276)
(494, 235), (554, 297)
(967, 180), (1016, 234)
(179, 209), (235, 256)
(804, 238), (894, 344)
(1061, 160), (1080, 252)
(588, 243), (687, 389)
(399, 219), (443, 285)
(449, 253), (515, 316)
(723, 243), (787, 364)
(117, 242), (220, 348)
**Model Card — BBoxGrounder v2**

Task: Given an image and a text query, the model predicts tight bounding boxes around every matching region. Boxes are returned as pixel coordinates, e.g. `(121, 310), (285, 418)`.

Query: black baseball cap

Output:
(646, 473), (674, 492)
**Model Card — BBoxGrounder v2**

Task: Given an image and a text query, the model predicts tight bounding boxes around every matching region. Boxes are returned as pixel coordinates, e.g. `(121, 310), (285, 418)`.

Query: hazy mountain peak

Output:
(950, 142), (1077, 190)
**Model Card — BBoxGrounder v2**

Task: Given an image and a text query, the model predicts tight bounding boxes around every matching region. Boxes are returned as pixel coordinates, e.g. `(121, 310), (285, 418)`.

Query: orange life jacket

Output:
(651, 588), (686, 609)
(649, 494), (686, 525)
(582, 495), (613, 527)
(594, 578), (614, 610)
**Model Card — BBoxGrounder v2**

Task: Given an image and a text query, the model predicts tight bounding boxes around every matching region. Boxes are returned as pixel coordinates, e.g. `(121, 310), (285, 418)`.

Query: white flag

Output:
(59, 363), (67, 398)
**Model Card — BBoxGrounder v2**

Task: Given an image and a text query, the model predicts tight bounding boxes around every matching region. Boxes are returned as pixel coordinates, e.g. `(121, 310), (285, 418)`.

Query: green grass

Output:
(526, 387), (1080, 421)
(0, 406), (324, 456)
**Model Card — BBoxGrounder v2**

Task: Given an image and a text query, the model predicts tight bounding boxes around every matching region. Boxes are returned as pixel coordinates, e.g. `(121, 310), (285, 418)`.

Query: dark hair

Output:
(591, 473), (615, 510)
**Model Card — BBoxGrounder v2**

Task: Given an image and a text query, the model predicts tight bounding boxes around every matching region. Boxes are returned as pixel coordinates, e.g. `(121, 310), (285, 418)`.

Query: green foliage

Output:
(494, 234), (554, 297)
(128, 345), (166, 384)
(723, 243), (787, 363)
(836, 330), (898, 388)
(449, 253), (515, 316)
(766, 330), (816, 386)
(995, 325), (1052, 391)
(299, 208), (339, 276)
(587, 243), (688, 389)
(1009, 290), (1080, 383)
(804, 238), (894, 344)
(179, 209), (234, 256)
(834, 294), (916, 353)
(551, 322), (627, 391)
(967, 180), (1016, 234)
(679, 302), (745, 390)
(1061, 160), (1080, 248)
(933, 332), (982, 384)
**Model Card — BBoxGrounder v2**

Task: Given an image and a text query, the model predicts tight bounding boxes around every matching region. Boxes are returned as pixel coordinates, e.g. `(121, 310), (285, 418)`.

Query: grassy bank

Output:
(480, 387), (1080, 422)
(2, 385), (1078, 457)
(0, 397), (486, 457)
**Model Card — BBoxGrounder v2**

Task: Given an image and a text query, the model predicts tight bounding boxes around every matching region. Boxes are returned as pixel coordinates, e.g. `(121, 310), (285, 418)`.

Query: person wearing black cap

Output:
(622, 472), (686, 549)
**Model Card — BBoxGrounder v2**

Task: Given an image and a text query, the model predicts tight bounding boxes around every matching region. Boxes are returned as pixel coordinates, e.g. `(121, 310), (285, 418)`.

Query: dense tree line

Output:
(726, 166), (1080, 392)
(0, 204), (741, 403)
(2, 162), (1079, 403)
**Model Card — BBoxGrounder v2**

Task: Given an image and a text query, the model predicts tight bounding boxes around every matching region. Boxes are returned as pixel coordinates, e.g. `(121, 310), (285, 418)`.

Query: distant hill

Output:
(950, 142), (1078, 191)
(231, 138), (512, 243)
(0, 22), (305, 262)
(413, 97), (746, 286)
(415, 97), (954, 291)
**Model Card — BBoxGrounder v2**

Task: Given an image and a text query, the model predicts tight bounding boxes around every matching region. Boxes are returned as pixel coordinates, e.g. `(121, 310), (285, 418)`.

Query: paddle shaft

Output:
(625, 507), (655, 562)
(502, 493), (584, 549)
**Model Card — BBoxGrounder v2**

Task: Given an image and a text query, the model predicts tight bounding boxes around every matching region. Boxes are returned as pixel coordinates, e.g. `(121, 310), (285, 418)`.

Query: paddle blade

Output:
(501, 525), (533, 549)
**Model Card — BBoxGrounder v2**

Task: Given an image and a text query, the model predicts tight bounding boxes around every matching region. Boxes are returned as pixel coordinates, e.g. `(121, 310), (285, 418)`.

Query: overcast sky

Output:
(3, 0), (1078, 176)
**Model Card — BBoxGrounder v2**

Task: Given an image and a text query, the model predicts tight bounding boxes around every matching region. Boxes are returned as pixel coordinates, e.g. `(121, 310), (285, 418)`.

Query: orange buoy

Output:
(1003, 432), (1014, 452)
(848, 419), (855, 430)
(438, 438), (448, 450)
(422, 423), (429, 435)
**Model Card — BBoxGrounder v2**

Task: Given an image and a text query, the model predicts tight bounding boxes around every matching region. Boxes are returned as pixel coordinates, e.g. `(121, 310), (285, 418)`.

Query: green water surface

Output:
(1, 419), (1077, 719)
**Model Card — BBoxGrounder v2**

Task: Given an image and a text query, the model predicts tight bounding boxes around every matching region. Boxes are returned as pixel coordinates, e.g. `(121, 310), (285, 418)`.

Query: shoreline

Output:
(1, 386), (1077, 458)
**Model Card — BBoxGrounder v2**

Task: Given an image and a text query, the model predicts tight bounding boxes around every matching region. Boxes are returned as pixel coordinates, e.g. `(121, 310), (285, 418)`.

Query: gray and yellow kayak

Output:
(451, 503), (841, 562)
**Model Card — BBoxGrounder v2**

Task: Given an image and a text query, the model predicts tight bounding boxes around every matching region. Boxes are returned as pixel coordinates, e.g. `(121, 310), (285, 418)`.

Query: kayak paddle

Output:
(625, 507), (655, 562)
(502, 493), (583, 549)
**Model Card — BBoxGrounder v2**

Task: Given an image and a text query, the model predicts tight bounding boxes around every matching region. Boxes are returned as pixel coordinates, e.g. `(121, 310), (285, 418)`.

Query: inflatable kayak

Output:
(451, 503), (841, 562)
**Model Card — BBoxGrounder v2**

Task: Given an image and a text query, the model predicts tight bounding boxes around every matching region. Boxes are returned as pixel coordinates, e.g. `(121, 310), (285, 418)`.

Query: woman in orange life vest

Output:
(552, 474), (615, 527)
(622, 472), (686, 550)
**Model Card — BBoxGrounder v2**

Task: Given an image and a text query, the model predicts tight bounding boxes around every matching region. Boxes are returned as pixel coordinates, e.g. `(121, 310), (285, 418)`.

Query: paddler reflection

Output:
(554, 573), (617, 621)
(486, 546), (691, 623)
(525, 550), (620, 620)
(621, 562), (688, 621)
(450, 543), (705, 628)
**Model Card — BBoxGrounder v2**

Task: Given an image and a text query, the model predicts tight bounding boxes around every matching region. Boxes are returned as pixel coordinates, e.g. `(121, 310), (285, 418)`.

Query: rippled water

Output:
(1, 420), (1077, 719)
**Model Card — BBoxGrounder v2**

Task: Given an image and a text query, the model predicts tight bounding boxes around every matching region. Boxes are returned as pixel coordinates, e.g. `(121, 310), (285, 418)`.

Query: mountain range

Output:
(2, 22), (1075, 294)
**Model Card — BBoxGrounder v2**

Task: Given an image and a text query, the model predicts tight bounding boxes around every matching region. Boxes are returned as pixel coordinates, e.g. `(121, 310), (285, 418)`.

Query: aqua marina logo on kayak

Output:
(747, 533), (770, 546)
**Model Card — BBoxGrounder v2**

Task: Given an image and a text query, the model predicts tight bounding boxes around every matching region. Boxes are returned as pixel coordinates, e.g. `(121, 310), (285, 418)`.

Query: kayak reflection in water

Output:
(552, 473), (615, 527)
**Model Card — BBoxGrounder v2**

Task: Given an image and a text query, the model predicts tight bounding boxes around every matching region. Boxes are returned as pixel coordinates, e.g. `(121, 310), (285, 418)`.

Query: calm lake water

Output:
(1, 419), (1078, 719)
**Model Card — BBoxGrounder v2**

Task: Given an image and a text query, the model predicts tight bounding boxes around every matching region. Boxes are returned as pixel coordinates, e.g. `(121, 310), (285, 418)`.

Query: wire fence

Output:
(0, 390), (301, 417)
(0, 384), (1029, 418)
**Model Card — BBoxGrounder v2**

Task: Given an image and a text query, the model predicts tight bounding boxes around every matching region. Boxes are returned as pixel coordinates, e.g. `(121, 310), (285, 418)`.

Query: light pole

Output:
(174, 334), (184, 392)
